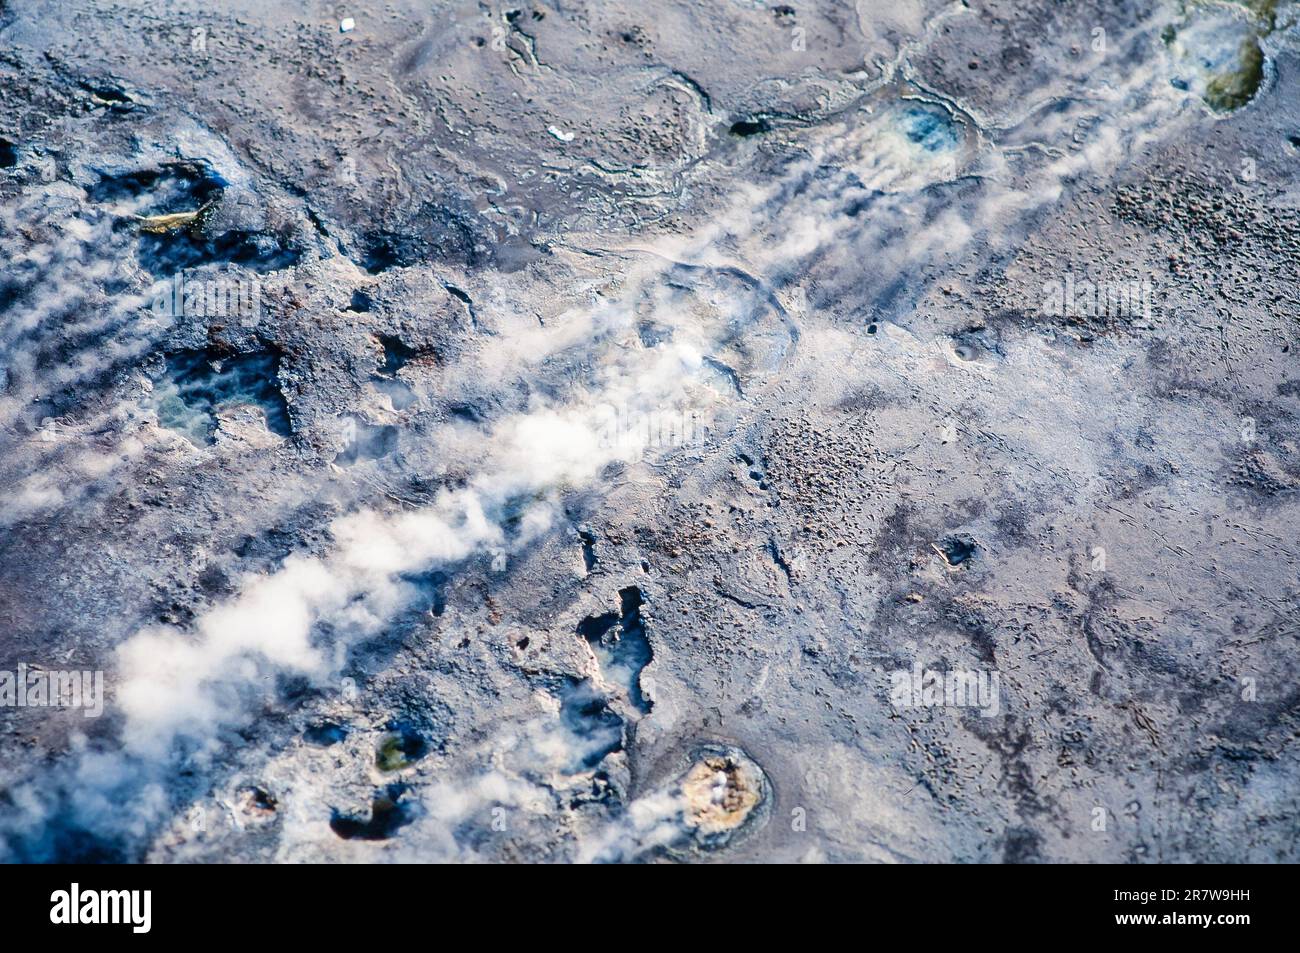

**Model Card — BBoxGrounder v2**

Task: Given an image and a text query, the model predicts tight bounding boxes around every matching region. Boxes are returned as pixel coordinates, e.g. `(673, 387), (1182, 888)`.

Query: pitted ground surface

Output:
(1, 0), (1298, 862)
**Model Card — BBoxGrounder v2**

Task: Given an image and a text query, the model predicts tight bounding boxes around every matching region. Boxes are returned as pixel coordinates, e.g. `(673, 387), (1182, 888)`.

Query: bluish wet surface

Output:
(558, 679), (625, 772)
(899, 103), (961, 154)
(577, 586), (653, 714)
(304, 722), (348, 746)
(150, 348), (292, 446)
(329, 783), (416, 840)
(335, 416), (399, 465)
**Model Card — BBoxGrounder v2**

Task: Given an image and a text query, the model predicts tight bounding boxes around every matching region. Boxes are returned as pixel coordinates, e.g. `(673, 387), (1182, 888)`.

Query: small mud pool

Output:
(148, 348), (291, 446)
(1163, 2), (1276, 112)
(330, 784), (416, 841)
(577, 586), (653, 714)
(375, 724), (428, 772)
(677, 746), (769, 851)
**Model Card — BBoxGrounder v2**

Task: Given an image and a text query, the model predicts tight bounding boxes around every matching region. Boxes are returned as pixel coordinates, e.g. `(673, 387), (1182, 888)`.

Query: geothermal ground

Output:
(1, 0), (1299, 863)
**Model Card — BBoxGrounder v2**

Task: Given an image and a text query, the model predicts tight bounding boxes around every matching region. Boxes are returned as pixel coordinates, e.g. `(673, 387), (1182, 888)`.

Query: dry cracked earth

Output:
(1, 0), (1299, 863)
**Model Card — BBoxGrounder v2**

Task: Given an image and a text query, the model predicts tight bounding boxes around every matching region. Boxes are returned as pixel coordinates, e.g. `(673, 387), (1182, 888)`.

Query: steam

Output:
(115, 268), (720, 759)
